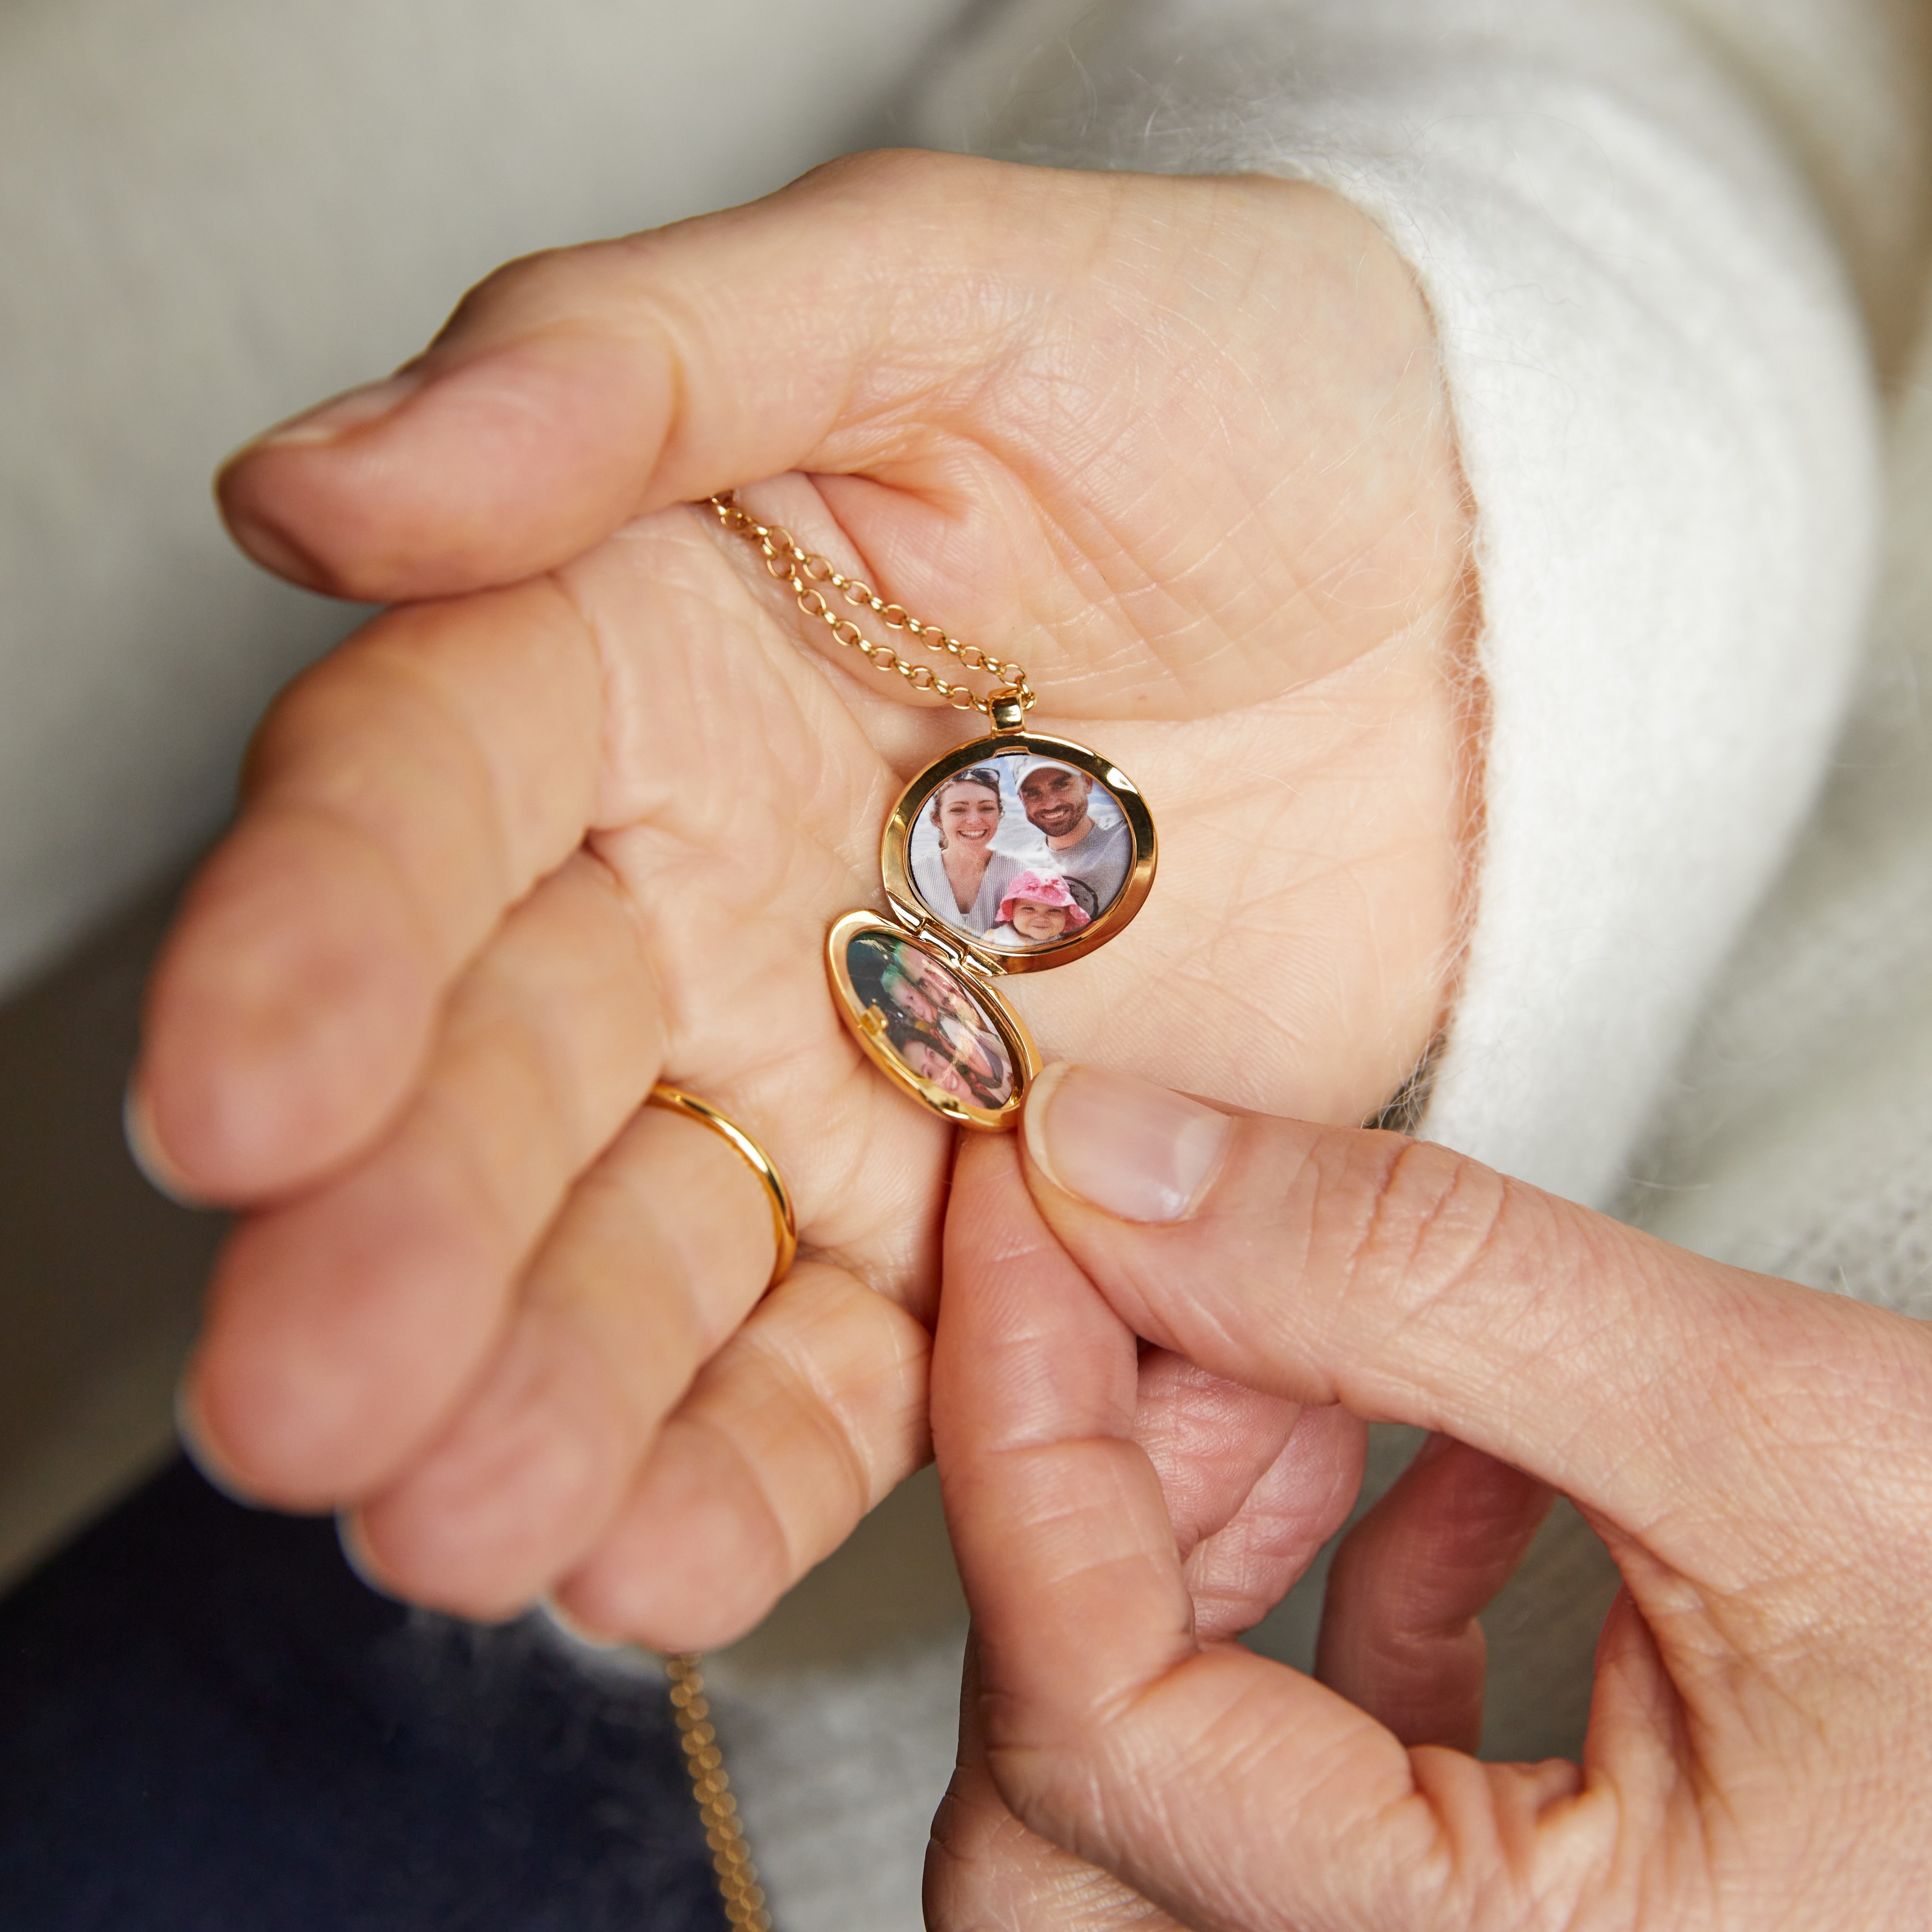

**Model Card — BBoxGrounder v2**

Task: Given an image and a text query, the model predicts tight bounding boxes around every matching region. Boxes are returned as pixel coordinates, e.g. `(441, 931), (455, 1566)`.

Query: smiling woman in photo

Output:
(908, 766), (1023, 938)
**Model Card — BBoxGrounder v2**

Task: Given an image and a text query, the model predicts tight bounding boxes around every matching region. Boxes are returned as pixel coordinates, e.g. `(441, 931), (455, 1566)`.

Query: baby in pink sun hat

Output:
(986, 870), (1091, 949)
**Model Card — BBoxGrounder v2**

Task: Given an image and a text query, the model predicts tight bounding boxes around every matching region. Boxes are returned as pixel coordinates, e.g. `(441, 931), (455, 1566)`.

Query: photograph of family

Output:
(842, 931), (1017, 1112)
(905, 753), (1133, 952)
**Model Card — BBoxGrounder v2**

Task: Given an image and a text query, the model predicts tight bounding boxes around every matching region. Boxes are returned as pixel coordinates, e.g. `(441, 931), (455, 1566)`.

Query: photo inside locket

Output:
(905, 752), (1132, 952)
(842, 931), (1018, 1112)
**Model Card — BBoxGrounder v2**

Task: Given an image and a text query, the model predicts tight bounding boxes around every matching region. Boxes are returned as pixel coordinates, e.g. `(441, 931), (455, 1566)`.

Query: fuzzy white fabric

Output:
(1634, 316), (1932, 1309)
(708, 1629), (971, 1931)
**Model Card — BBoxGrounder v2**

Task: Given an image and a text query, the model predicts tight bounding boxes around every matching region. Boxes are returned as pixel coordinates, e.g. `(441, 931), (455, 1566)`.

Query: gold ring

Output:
(645, 1083), (798, 1292)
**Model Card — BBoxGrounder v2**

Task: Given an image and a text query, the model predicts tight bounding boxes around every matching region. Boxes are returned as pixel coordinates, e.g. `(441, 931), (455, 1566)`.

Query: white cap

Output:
(1017, 756), (1084, 785)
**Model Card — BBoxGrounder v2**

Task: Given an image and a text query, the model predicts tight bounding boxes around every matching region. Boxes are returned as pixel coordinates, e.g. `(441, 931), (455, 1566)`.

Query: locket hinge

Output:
(884, 901), (1007, 978)
(987, 686), (1029, 733)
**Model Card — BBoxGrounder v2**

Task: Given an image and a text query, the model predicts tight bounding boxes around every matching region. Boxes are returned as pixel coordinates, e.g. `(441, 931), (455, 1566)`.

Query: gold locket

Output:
(709, 494), (1158, 1130)
(829, 724), (1157, 1129)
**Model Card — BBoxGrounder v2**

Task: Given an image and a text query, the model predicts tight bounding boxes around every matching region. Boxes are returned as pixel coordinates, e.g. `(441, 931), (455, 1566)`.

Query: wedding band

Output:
(645, 1083), (798, 1292)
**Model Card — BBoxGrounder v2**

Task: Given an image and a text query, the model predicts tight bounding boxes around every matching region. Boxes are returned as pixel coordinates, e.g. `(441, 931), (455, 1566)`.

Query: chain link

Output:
(707, 492), (1034, 721)
(666, 1653), (774, 1932)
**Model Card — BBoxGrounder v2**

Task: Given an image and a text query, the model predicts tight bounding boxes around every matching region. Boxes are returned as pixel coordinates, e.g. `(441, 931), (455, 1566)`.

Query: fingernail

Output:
(1024, 1063), (1232, 1223)
(250, 369), (426, 450)
(539, 1597), (627, 1655)
(124, 1079), (209, 1209)
(219, 506), (331, 591)
(173, 1380), (255, 1506)
(335, 1511), (405, 1602)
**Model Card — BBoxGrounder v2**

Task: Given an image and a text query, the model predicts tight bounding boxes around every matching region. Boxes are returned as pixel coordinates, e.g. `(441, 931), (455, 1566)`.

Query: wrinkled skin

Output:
(132, 152), (1472, 1647)
(929, 1078), (1932, 1932)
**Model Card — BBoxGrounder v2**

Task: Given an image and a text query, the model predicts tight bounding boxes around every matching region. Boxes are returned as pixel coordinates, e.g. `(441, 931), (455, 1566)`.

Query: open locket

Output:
(826, 728), (1157, 1129)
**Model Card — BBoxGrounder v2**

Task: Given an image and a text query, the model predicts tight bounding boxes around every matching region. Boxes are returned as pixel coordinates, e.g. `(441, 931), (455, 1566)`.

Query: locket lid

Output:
(879, 732), (1157, 977)
(826, 911), (1039, 1131)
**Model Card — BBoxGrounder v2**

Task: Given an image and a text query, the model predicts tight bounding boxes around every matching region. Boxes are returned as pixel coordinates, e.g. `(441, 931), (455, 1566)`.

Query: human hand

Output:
(928, 1066), (1932, 1930)
(131, 153), (1471, 1645)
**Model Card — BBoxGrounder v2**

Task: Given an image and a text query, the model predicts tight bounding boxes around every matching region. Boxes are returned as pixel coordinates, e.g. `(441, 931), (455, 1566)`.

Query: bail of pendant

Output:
(987, 684), (1030, 733)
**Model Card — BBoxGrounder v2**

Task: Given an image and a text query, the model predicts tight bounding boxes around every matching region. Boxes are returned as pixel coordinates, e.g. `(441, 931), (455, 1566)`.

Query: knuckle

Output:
(921, 1787), (1015, 1930)
(1335, 1133), (1521, 1327)
(1692, 1290), (1932, 1604)
(789, 143), (993, 211)
(1889, 1314), (1932, 1428)
(1842, 1315), (1932, 1559)
(430, 240), (592, 344)
(1311, 1130), (1593, 1378)
(783, 148), (1095, 281)
(238, 609), (447, 802)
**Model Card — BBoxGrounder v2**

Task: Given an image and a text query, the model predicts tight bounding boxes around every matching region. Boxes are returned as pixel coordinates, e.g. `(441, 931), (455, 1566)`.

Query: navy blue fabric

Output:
(0, 1457), (723, 1931)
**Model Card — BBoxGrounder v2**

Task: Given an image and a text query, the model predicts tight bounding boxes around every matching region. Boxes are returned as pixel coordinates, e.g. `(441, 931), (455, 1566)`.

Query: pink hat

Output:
(996, 871), (1090, 931)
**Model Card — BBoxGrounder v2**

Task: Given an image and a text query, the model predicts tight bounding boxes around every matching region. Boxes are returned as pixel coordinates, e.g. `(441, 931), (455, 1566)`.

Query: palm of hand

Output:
(137, 156), (1469, 1644)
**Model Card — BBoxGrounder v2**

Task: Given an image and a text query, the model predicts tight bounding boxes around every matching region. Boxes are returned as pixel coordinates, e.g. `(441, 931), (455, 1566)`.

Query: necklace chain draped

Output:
(706, 492), (1035, 720)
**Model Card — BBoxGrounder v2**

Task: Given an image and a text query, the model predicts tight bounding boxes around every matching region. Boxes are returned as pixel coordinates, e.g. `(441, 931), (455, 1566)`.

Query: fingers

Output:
(925, 1640), (1185, 1932)
(1178, 1398), (1365, 1646)
(344, 1097), (782, 1618)
(1315, 1434), (1551, 1752)
(554, 1259), (932, 1652)
(1017, 1064), (1932, 1591)
(1127, 1347), (1364, 1644)
(185, 848), (661, 1506)
(927, 1752), (1179, 1932)
(133, 579), (603, 1197)
(214, 151), (1068, 603)
(1128, 1351), (1302, 1563)
(935, 1131), (1592, 1932)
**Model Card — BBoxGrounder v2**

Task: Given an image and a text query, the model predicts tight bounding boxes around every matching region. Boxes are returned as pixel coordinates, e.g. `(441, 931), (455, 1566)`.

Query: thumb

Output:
(215, 150), (1091, 603)
(1014, 1062), (1914, 1599)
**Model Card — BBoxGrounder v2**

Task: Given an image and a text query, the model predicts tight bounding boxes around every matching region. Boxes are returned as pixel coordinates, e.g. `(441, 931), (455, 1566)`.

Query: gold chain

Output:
(706, 492), (1035, 721)
(667, 1652), (774, 1932)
